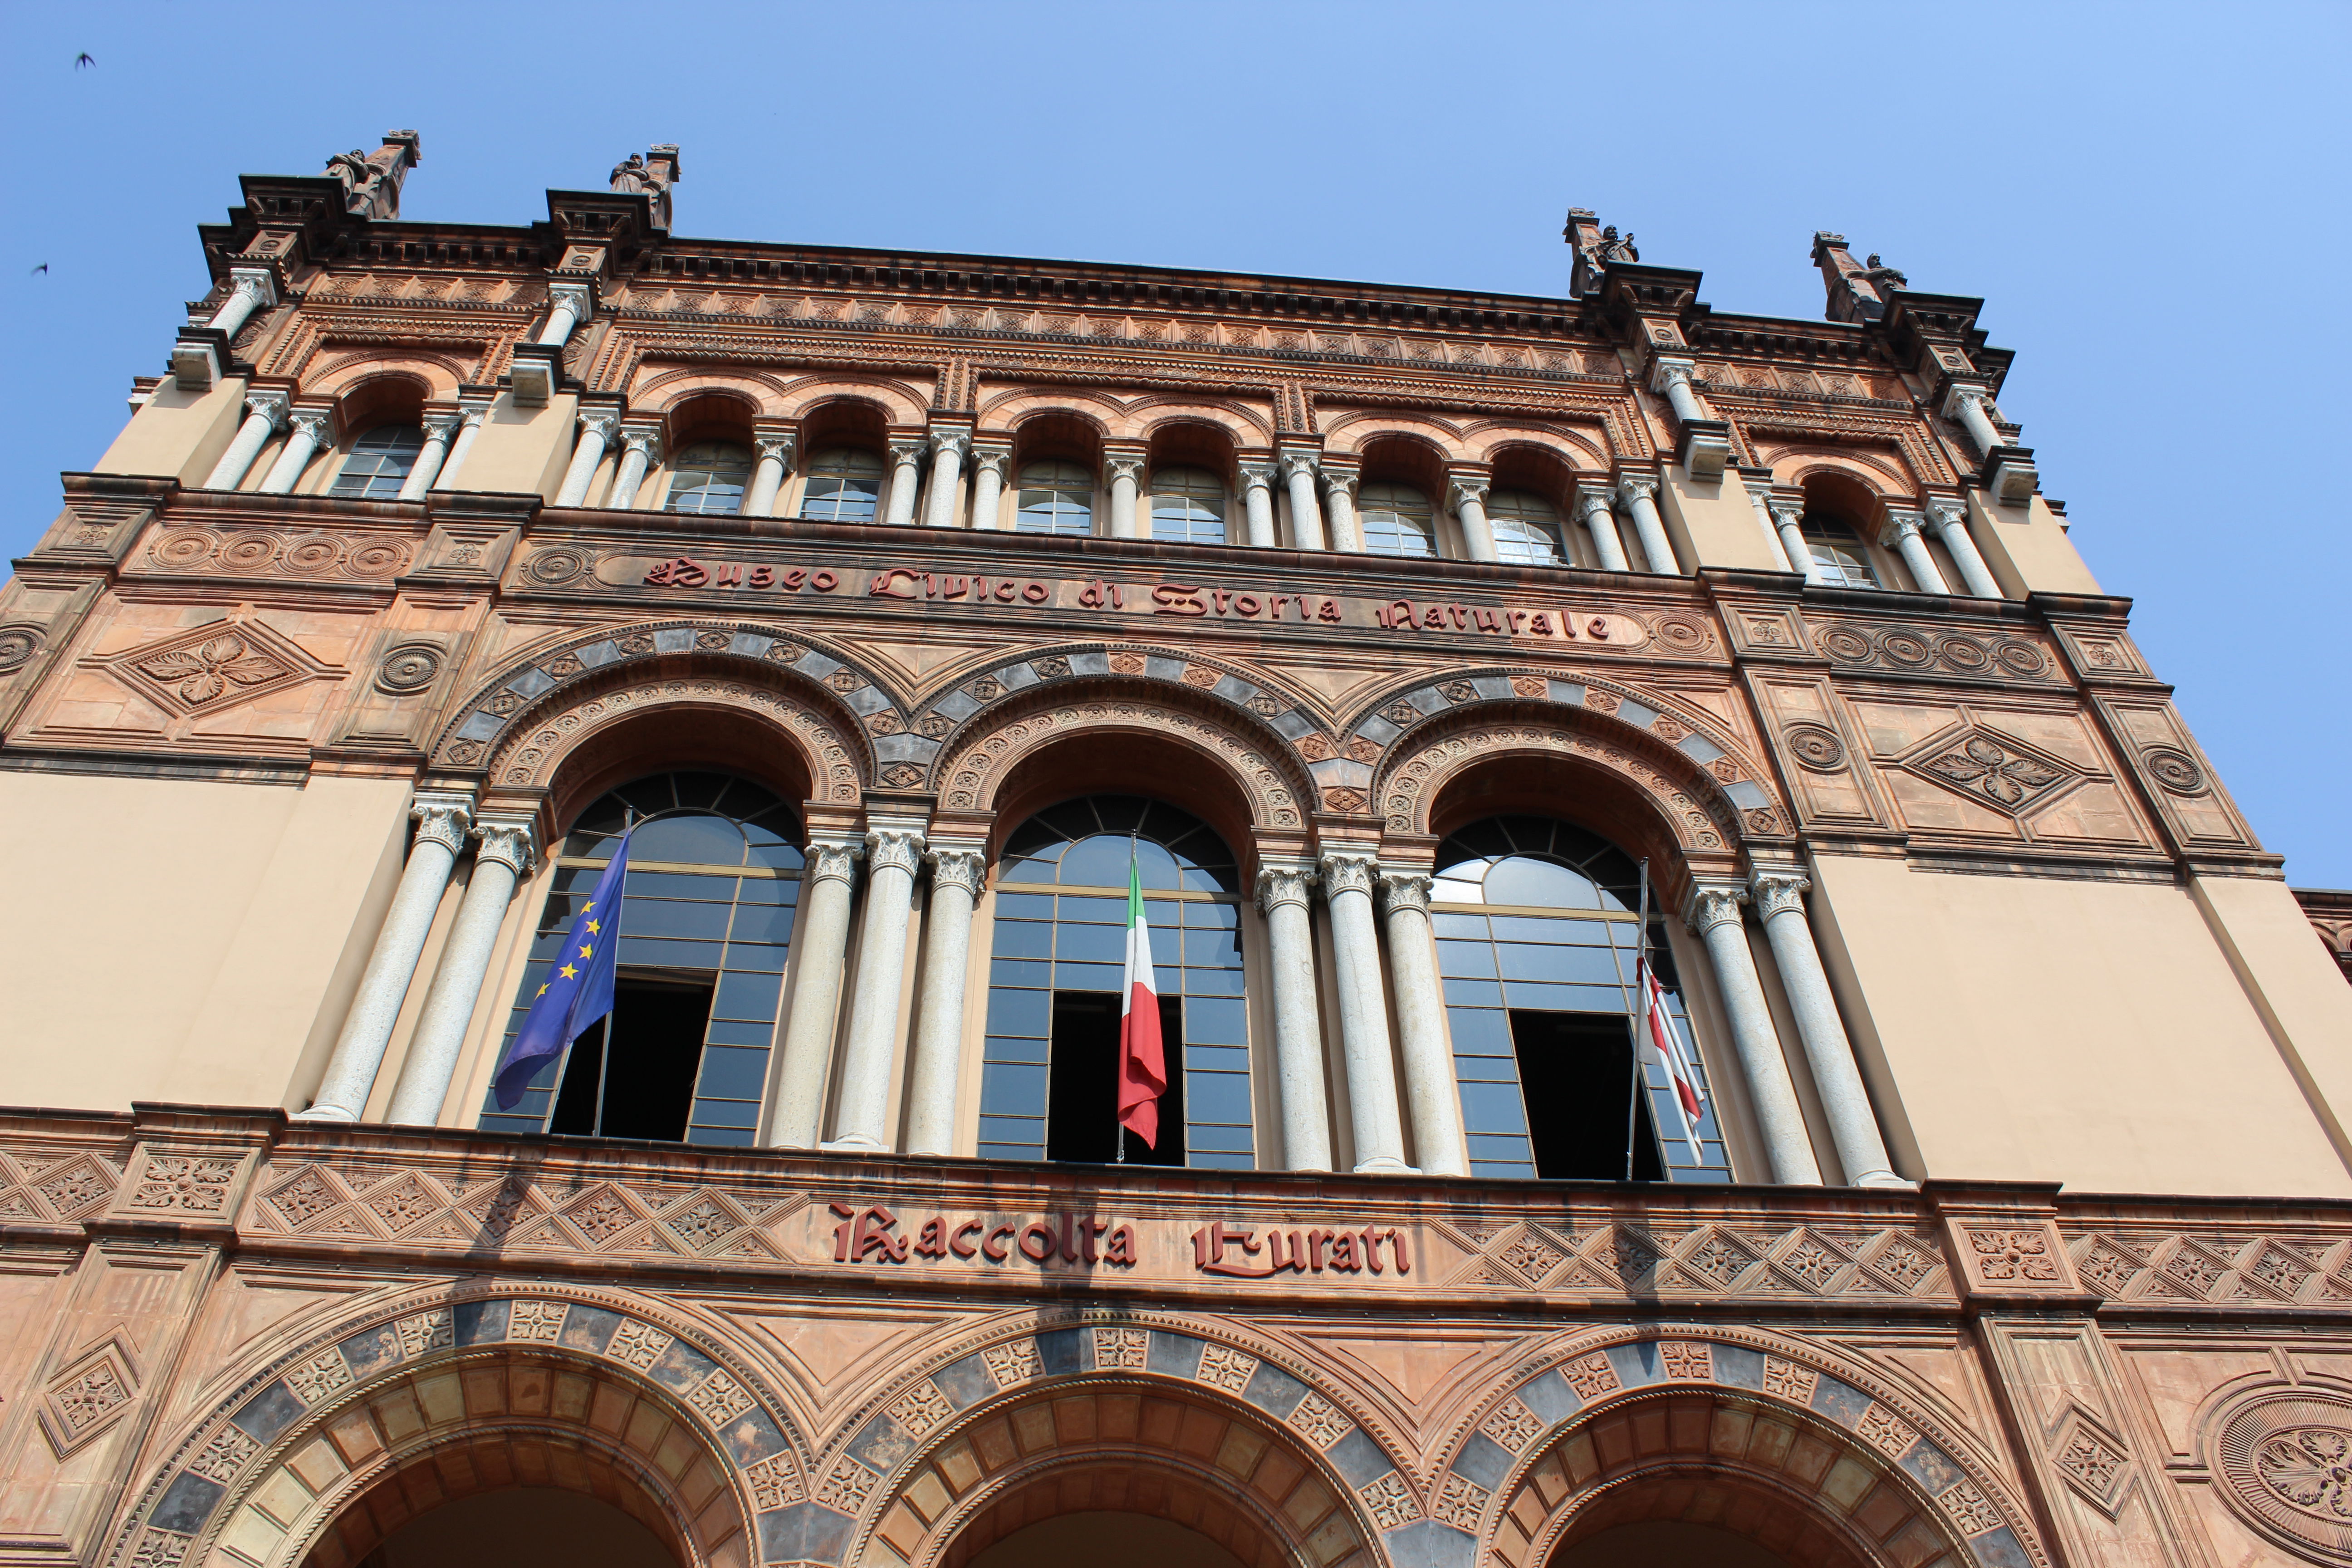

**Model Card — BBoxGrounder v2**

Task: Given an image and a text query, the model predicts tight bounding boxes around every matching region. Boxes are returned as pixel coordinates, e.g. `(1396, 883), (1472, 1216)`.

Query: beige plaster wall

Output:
(1807, 852), (2352, 1197)
(0, 771), (412, 1112)
(90, 379), (248, 486)
(1658, 466), (1781, 573)
(454, 392), (578, 499)
(2189, 873), (2352, 1165)
(1967, 492), (2102, 597)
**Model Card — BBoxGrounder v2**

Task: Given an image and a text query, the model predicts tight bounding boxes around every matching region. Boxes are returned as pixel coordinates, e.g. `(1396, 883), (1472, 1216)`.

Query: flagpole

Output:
(590, 1012), (613, 1136)
(1624, 859), (1651, 1181)
(1117, 833), (1136, 1165)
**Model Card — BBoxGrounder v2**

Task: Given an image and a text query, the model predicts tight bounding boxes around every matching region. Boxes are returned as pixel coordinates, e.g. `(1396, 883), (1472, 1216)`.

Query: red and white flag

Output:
(1118, 852), (1169, 1147)
(1640, 967), (1707, 1161)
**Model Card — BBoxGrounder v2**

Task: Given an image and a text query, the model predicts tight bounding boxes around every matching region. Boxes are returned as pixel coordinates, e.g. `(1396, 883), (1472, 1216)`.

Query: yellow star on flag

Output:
(559, 963), (578, 980)
(535, 983), (549, 997)
(578, 945), (593, 959)
(586, 919), (601, 934)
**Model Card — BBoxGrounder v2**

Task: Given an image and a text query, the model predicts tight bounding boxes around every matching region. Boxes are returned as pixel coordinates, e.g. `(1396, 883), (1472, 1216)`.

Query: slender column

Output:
(203, 392), (287, 490)
(537, 282), (593, 348)
(1280, 453), (1328, 551)
(825, 826), (927, 1152)
(206, 269), (278, 339)
(1740, 474), (1793, 571)
(385, 820), (537, 1126)
(604, 423), (662, 510)
(1322, 467), (1362, 553)
(554, 411), (620, 508)
(257, 409), (330, 495)
(1652, 358), (1711, 426)
(1105, 456), (1145, 539)
(1687, 886), (1822, 1184)
(1767, 495), (1825, 585)
(768, 837), (862, 1147)
(1255, 864), (1332, 1171)
(1926, 498), (2002, 598)
(968, 444), (1011, 529)
(744, 432), (795, 518)
(175, 269), (281, 387)
(905, 848), (985, 1156)
(923, 434), (970, 529)
(1617, 475), (1680, 574)
(1237, 463), (1278, 548)
(1450, 478), (1498, 564)
(436, 399), (491, 488)
(396, 412), (462, 502)
(1573, 487), (1632, 572)
(881, 440), (926, 526)
(1377, 872), (1468, 1177)
(1945, 385), (2004, 455)
(1879, 508), (1950, 594)
(297, 794), (473, 1122)
(1751, 872), (1905, 1187)
(1318, 851), (1414, 1173)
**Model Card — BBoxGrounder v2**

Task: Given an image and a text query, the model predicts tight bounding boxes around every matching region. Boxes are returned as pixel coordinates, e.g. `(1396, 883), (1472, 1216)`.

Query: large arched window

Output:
(479, 772), (804, 1146)
(1150, 466), (1227, 545)
(329, 423), (424, 499)
(1360, 481), (1438, 558)
(1488, 490), (1567, 565)
(1433, 816), (1729, 1183)
(798, 447), (884, 522)
(1015, 460), (1096, 535)
(665, 441), (753, 514)
(981, 796), (1250, 1169)
(1799, 515), (1882, 588)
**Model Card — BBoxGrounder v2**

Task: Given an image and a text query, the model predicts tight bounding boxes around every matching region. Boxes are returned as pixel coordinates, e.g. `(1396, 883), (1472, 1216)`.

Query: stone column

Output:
(1652, 358), (1710, 427)
(385, 819), (537, 1126)
(1573, 485), (1632, 572)
(881, 440), (926, 527)
(1740, 473), (1793, 572)
(1377, 872), (1468, 1177)
(968, 443), (1011, 530)
(604, 423), (662, 510)
(436, 399), (492, 488)
(1945, 384), (2005, 455)
(1767, 495), (1825, 585)
(1450, 478), (1498, 564)
(554, 411), (620, 508)
(922, 433), (969, 529)
(206, 268), (278, 340)
(1926, 497), (2003, 598)
(744, 432), (796, 518)
(1879, 507), (1950, 594)
(1237, 463), (1278, 548)
(1687, 885), (1822, 1184)
(905, 847), (985, 1157)
(396, 412), (463, 502)
(1255, 863), (1332, 1171)
(203, 390), (290, 491)
(825, 825), (927, 1152)
(769, 836), (862, 1147)
(1751, 871), (1906, 1187)
(1322, 466), (1363, 553)
(537, 282), (593, 347)
(297, 794), (474, 1122)
(1105, 455), (1145, 539)
(1617, 475), (1681, 574)
(1280, 452), (1328, 551)
(257, 409), (331, 495)
(1318, 851), (1414, 1174)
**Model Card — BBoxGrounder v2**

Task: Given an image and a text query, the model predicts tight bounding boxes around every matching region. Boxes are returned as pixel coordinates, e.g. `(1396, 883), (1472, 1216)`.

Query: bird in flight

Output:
(30, 264), (47, 276)
(75, 54), (94, 69)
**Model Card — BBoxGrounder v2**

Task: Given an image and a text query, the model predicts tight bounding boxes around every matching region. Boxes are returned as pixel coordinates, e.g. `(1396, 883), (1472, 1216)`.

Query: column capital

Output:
(1938, 379), (1995, 420)
(1375, 871), (1433, 914)
(865, 826), (927, 875)
(754, 431), (797, 466)
(1322, 468), (1361, 502)
(1877, 506), (1926, 547)
(411, 791), (475, 853)
(455, 396), (493, 428)
(929, 431), (970, 463)
(1236, 460), (1276, 494)
(804, 833), (864, 887)
(420, 409), (465, 443)
(1614, 472), (1661, 506)
(284, 409), (333, 443)
(1103, 454), (1145, 486)
(1255, 864), (1315, 914)
(545, 280), (595, 319)
(473, 818), (538, 877)
(925, 846), (985, 896)
(1446, 476), (1490, 511)
(1739, 468), (1779, 501)
(1684, 883), (1749, 934)
(1647, 354), (1697, 392)
(1749, 870), (1812, 919)
(1278, 450), (1321, 484)
(576, 408), (622, 444)
(617, 421), (664, 459)
(1923, 495), (1970, 529)
(1572, 483), (1617, 522)
(226, 266), (280, 307)
(1765, 493), (1808, 528)
(887, 438), (928, 467)
(244, 388), (291, 431)
(1317, 850), (1378, 898)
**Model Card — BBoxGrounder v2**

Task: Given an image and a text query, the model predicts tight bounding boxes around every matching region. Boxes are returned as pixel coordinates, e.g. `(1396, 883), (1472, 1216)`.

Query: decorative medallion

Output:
(374, 642), (442, 695)
(1783, 723), (1847, 772)
(0, 624), (41, 674)
(2216, 1394), (2352, 1562)
(522, 546), (593, 587)
(2142, 745), (2207, 795)
(1903, 728), (2073, 814)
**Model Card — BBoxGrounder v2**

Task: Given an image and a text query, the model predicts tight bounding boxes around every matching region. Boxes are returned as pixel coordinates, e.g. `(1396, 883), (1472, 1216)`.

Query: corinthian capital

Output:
(865, 827), (927, 876)
(1103, 455), (1146, 487)
(1615, 473), (1661, 506)
(1749, 871), (1812, 919)
(755, 432), (798, 468)
(1684, 884), (1748, 934)
(926, 847), (985, 897)
(1376, 871), (1433, 914)
(473, 819), (539, 876)
(1651, 355), (1696, 390)
(420, 410), (464, 444)
(244, 389), (291, 430)
(1924, 496), (1968, 531)
(888, 439), (929, 468)
(576, 409), (622, 444)
(1236, 461), (1276, 494)
(618, 422), (664, 460)
(1446, 477), (1489, 512)
(1255, 865), (1313, 914)
(1765, 495), (1807, 529)
(1877, 507), (1926, 547)
(411, 792), (475, 854)
(1278, 451), (1320, 485)
(1317, 851), (1377, 899)
(804, 836), (864, 887)
(284, 410), (333, 444)
(930, 431), (970, 464)
(1573, 486), (1617, 524)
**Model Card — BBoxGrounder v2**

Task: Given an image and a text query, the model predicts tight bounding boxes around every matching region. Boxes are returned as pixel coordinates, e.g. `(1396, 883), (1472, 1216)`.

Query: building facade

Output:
(1, 136), (2350, 1568)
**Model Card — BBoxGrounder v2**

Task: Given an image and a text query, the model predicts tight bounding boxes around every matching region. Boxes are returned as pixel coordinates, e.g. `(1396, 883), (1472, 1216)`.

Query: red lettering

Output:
(643, 559), (675, 586)
(1388, 1229), (1411, 1275)
(1385, 600), (1416, 632)
(781, 568), (808, 591)
(829, 1201), (856, 1262)
(1265, 593), (1289, 620)
(914, 1216), (947, 1258)
(1328, 1232), (1361, 1271)
(1153, 584), (1206, 617)
(1588, 616), (1611, 640)
(854, 1205), (907, 1264)
(1448, 605), (1468, 629)
(647, 556), (706, 587)
(1083, 1218), (1106, 1264)
(714, 563), (745, 588)
(1212, 589), (1234, 615)
(921, 572), (937, 598)
(1422, 606), (1447, 630)
(1021, 580), (1048, 603)
(1527, 611), (1550, 635)
(1192, 1220), (1278, 1278)
(1474, 608), (1502, 633)
(869, 568), (921, 599)
(1316, 598), (1342, 623)
(994, 579), (1016, 602)
(810, 569), (838, 591)
(1104, 1223), (1137, 1266)
(942, 574), (970, 599)
(1019, 1220), (1058, 1263)
(982, 1223), (1014, 1262)
(1061, 1213), (1082, 1264)
(950, 1220), (983, 1259)
(1109, 582), (1126, 608)
(1235, 593), (1261, 617)
(1080, 579), (1105, 608)
(748, 566), (774, 589)
(1307, 1228), (1332, 1270)
(1361, 1224), (1384, 1274)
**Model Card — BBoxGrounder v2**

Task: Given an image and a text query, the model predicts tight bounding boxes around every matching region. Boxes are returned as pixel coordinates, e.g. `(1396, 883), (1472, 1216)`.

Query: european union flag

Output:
(493, 830), (632, 1110)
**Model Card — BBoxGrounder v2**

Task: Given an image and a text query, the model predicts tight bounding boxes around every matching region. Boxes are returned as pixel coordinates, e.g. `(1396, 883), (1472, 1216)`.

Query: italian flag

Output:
(1118, 853), (1169, 1147)
(1641, 967), (1708, 1161)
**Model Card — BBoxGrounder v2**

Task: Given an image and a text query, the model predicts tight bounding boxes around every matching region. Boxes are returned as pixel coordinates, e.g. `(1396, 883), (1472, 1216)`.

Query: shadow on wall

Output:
(1553, 1519), (1796, 1568)
(356, 1488), (676, 1568)
(967, 1510), (1247, 1568)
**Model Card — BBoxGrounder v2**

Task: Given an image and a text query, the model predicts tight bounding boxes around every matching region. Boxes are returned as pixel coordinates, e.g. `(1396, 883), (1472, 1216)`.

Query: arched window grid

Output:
(797, 446), (884, 523)
(329, 422), (425, 499)
(980, 796), (1252, 1170)
(1432, 816), (1732, 1184)
(1799, 514), (1883, 589)
(664, 440), (754, 515)
(479, 772), (805, 1147)
(1148, 465), (1228, 545)
(1015, 460), (1097, 535)
(1486, 490), (1568, 566)
(1358, 480), (1439, 559)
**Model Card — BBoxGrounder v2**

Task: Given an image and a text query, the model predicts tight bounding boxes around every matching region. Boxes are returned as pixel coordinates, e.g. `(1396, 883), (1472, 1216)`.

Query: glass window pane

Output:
(1360, 482), (1436, 559)
(798, 448), (884, 521)
(329, 423), (426, 499)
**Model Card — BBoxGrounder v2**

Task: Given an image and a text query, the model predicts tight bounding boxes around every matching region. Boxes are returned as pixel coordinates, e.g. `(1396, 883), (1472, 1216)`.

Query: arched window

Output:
(1488, 491), (1567, 565)
(1359, 481), (1437, 558)
(479, 772), (804, 1146)
(665, 441), (753, 514)
(329, 423), (424, 499)
(1799, 515), (1882, 588)
(1433, 816), (1729, 1183)
(1150, 466), (1227, 545)
(981, 796), (1251, 1169)
(798, 447), (884, 522)
(1015, 460), (1095, 535)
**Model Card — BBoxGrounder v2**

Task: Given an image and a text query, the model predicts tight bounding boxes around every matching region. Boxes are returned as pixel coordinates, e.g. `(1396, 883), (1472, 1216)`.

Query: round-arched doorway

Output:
(337, 1486), (676, 1568)
(963, 1509), (1248, 1568)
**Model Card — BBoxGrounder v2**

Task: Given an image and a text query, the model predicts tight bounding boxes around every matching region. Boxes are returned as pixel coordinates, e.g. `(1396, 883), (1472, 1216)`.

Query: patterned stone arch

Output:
(622, 365), (792, 417)
(304, 352), (471, 403)
(1458, 420), (1613, 475)
(972, 386), (1128, 436)
(771, 374), (932, 427)
(1131, 397), (1278, 450)
(806, 1315), (1408, 1568)
(1766, 448), (1915, 503)
(103, 1285), (808, 1568)
(1431, 1329), (2044, 1568)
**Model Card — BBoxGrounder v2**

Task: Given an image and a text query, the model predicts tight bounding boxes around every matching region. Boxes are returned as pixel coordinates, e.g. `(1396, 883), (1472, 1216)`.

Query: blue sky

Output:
(3, 2), (2345, 885)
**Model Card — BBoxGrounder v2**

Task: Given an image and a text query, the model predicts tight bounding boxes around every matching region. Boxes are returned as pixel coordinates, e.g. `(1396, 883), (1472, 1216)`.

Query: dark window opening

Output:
(1045, 992), (1185, 1166)
(1510, 1011), (1663, 1181)
(549, 974), (714, 1140)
